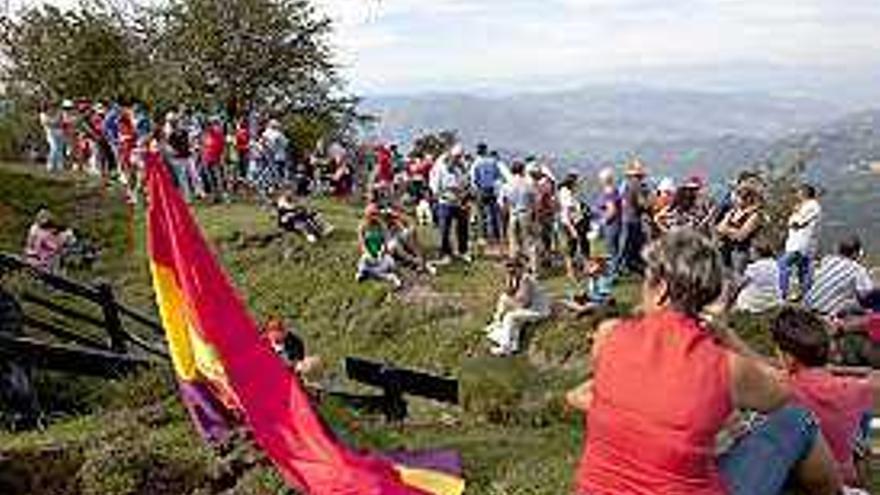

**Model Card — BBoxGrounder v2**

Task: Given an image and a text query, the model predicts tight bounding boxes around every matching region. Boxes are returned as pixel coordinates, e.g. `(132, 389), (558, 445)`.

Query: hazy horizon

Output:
(11, 0), (880, 106)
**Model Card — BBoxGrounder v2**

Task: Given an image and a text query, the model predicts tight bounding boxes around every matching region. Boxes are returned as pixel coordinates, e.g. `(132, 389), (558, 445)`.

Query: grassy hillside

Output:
(0, 163), (877, 494)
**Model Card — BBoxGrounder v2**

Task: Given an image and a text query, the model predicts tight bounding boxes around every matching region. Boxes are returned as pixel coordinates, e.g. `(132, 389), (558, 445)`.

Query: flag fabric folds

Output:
(145, 150), (464, 495)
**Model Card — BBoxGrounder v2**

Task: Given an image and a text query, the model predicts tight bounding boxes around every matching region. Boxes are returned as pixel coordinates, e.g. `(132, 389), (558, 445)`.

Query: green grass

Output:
(1, 162), (878, 494)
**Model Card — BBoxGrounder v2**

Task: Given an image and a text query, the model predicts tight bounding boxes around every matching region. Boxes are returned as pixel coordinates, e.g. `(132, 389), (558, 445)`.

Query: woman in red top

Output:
(201, 119), (226, 200)
(234, 119), (250, 182)
(568, 229), (840, 495)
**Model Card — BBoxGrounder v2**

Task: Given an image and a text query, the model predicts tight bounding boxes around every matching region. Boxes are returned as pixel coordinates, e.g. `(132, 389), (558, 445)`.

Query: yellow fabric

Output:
(150, 261), (225, 383)
(396, 466), (465, 495)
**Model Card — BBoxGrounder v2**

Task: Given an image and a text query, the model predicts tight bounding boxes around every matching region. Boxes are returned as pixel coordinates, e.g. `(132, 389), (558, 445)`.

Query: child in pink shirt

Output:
(771, 307), (878, 488)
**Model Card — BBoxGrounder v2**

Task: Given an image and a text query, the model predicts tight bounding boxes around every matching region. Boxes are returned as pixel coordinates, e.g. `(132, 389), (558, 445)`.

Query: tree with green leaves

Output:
(0, 0), (363, 155)
(0, 2), (135, 102)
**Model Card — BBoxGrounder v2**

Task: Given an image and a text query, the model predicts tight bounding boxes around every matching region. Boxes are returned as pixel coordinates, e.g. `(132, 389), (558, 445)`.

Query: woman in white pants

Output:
(486, 256), (550, 356)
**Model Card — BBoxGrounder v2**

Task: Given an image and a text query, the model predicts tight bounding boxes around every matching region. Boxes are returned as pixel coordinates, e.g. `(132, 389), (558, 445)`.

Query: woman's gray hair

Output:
(642, 229), (724, 316)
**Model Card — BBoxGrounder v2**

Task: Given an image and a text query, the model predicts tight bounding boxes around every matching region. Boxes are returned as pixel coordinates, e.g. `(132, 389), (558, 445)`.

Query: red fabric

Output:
(118, 114), (136, 169)
(376, 146), (394, 184)
(790, 369), (873, 483)
(409, 158), (432, 181)
(145, 152), (431, 495)
(577, 311), (732, 495)
(235, 126), (249, 155)
(202, 125), (225, 167)
(867, 314), (880, 343)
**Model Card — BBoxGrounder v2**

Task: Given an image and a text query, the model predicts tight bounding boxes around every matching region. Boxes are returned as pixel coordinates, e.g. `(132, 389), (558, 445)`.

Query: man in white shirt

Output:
(429, 144), (470, 263)
(501, 161), (537, 271)
(806, 236), (876, 316)
(779, 184), (822, 300)
(261, 119), (290, 182)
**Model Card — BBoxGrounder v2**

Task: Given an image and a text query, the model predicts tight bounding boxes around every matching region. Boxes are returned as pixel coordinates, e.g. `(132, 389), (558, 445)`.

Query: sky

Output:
(12, 0), (880, 97)
(318, 0), (880, 95)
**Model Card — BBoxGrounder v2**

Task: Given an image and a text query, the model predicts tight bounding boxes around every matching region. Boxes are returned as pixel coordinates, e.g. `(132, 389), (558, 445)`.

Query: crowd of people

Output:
(30, 99), (880, 493)
(36, 99), (356, 206)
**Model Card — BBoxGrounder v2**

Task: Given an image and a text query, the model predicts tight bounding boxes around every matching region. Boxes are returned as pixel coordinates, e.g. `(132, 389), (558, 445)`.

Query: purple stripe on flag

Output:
(178, 380), (236, 443)
(384, 449), (463, 477)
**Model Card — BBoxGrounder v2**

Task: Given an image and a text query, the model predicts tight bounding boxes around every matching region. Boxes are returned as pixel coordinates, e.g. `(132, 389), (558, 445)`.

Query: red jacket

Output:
(202, 125), (226, 166)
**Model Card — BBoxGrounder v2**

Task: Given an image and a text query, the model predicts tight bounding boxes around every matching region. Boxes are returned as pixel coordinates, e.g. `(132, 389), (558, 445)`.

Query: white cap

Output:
(658, 177), (676, 193)
(598, 167), (615, 184)
(450, 143), (464, 157)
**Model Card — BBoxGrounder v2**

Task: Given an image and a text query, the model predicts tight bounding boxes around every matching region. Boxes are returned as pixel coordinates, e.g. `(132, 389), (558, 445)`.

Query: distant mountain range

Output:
(364, 87), (880, 177)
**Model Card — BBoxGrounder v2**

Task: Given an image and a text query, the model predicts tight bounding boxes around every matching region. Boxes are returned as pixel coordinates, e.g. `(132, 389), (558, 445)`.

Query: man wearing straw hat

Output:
(618, 158), (650, 275)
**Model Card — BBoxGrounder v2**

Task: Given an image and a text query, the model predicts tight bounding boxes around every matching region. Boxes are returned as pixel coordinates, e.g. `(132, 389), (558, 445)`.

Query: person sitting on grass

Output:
(733, 238), (783, 314)
(263, 316), (322, 386)
(807, 236), (877, 317)
(563, 256), (615, 316)
(567, 229), (841, 495)
(485, 256), (550, 356)
(275, 191), (333, 243)
(24, 209), (76, 272)
(830, 311), (880, 369)
(771, 307), (878, 492)
(356, 204), (402, 290)
(381, 205), (437, 276)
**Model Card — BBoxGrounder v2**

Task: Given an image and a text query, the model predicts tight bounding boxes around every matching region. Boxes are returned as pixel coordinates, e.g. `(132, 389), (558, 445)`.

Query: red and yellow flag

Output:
(146, 151), (464, 495)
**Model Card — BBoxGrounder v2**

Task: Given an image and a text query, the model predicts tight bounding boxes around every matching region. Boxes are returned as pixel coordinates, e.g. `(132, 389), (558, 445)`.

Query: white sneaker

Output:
(490, 345), (511, 357)
(458, 253), (473, 264)
(434, 256), (453, 266)
(425, 263), (438, 276)
(306, 234), (317, 243)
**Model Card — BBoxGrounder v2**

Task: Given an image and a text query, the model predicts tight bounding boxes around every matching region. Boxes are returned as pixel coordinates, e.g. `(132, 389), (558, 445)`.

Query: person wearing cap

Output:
(485, 255), (550, 356)
(356, 203), (403, 289)
(655, 176), (710, 235)
(471, 143), (503, 246)
(429, 143), (471, 264)
(618, 158), (650, 275)
(559, 171), (591, 281)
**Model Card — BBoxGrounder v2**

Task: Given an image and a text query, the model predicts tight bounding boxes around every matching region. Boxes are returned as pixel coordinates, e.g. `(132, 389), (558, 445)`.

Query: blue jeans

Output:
(618, 221), (645, 275)
(437, 202), (469, 257)
(602, 222), (621, 274)
(779, 251), (812, 299)
(719, 407), (818, 495)
(478, 191), (501, 243)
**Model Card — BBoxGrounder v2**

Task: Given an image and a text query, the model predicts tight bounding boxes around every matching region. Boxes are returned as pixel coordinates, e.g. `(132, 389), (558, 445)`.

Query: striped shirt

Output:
(806, 255), (874, 315)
